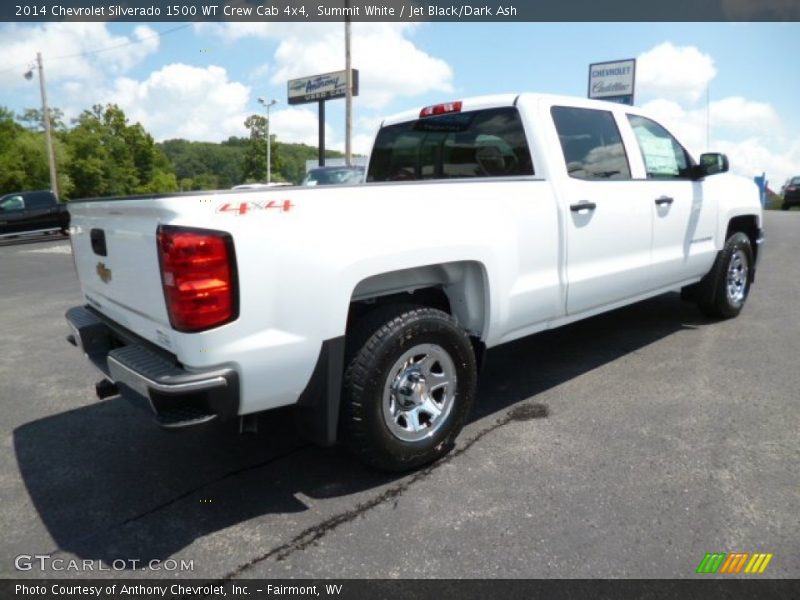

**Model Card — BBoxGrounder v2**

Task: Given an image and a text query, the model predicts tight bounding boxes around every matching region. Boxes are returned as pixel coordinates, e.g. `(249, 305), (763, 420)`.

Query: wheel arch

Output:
(348, 260), (490, 341)
(725, 214), (761, 277)
(295, 260), (490, 449)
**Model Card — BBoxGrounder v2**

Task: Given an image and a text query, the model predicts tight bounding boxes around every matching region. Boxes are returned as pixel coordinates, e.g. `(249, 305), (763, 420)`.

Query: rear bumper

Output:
(65, 305), (239, 428)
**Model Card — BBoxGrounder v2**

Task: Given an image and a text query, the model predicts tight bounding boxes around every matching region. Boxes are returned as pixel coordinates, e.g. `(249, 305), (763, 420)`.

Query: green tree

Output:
(159, 139), (247, 190)
(242, 114), (283, 182)
(0, 106), (72, 197)
(65, 104), (175, 198)
(18, 107), (66, 132)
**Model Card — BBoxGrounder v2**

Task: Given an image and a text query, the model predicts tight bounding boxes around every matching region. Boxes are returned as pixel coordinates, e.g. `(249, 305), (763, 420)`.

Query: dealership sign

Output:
(287, 69), (360, 105)
(588, 59), (635, 105)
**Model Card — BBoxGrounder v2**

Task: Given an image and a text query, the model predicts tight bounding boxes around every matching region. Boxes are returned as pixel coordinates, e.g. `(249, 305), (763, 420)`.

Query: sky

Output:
(1, 21), (798, 186)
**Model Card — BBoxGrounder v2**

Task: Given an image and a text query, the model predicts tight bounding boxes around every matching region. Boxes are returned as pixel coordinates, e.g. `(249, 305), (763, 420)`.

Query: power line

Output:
(0, 24), (191, 76)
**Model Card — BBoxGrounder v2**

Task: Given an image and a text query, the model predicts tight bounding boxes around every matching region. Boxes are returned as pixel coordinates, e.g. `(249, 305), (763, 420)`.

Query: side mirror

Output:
(698, 152), (729, 177)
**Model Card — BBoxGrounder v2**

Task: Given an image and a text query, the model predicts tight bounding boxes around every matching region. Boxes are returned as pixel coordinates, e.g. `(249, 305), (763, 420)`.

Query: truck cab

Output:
(0, 189), (69, 238)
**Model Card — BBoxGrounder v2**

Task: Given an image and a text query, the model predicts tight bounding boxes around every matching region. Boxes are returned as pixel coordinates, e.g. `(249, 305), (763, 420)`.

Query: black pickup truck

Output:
(0, 190), (69, 238)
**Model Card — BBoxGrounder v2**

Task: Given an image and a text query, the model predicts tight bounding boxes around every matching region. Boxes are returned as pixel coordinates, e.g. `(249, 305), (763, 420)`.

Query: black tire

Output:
(340, 305), (477, 472)
(697, 232), (754, 319)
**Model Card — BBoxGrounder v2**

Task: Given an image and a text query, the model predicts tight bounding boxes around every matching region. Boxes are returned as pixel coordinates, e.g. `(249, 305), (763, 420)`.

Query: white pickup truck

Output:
(65, 93), (763, 471)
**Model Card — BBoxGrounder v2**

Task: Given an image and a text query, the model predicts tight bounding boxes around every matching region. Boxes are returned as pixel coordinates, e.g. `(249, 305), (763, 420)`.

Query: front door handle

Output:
(570, 201), (597, 212)
(655, 196), (674, 206)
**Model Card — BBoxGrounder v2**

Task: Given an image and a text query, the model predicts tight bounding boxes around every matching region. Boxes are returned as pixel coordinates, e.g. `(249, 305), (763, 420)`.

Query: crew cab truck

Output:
(0, 189), (69, 238)
(65, 93), (763, 471)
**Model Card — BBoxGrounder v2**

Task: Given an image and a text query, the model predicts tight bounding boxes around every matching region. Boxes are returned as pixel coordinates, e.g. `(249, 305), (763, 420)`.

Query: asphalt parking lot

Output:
(1, 212), (798, 580)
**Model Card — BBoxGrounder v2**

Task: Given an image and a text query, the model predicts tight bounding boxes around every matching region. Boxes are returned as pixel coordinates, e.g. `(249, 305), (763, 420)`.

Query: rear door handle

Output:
(655, 196), (674, 206)
(570, 201), (597, 212)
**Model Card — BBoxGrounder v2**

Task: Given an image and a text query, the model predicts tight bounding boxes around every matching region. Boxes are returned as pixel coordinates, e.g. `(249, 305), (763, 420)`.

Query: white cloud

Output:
(708, 96), (780, 133)
(714, 138), (800, 189)
(199, 22), (453, 109)
(0, 23), (159, 89)
(635, 41), (799, 184)
(351, 133), (375, 156)
(637, 42), (717, 102)
(270, 107), (334, 147)
(641, 97), (798, 185)
(104, 64), (251, 142)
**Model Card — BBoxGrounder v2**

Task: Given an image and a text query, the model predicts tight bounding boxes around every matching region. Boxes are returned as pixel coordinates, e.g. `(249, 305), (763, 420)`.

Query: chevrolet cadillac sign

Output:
(287, 69), (359, 105)
(588, 59), (635, 105)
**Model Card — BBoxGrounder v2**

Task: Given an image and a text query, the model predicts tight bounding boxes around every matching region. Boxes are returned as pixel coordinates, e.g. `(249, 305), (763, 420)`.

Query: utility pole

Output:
(344, 0), (352, 166)
(36, 53), (59, 198)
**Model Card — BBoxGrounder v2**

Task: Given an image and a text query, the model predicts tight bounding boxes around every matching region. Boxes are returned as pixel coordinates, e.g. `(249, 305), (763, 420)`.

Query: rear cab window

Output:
(367, 107), (534, 182)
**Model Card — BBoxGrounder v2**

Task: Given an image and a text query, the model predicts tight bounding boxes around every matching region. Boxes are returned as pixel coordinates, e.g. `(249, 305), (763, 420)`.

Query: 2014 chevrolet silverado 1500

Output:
(65, 93), (763, 470)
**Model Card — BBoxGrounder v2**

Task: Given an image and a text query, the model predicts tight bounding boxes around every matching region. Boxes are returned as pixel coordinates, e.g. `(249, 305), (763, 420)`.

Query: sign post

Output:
(287, 69), (360, 167)
(588, 59), (636, 105)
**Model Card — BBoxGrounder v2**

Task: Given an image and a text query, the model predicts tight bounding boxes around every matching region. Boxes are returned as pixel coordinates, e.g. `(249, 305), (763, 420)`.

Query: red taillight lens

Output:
(419, 101), (462, 118)
(157, 226), (238, 332)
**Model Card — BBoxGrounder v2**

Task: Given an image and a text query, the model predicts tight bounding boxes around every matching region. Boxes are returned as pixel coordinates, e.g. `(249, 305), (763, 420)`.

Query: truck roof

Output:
(380, 92), (643, 128)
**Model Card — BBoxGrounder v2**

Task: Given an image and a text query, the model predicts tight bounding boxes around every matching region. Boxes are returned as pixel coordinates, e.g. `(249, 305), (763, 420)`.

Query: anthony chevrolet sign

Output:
(588, 59), (636, 105)
(287, 69), (359, 105)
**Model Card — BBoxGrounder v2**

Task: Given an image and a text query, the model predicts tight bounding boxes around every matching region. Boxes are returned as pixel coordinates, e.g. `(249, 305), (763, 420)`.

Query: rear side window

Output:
(25, 191), (56, 208)
(367, 107), (534, 182)
(551, 106), (631, 180)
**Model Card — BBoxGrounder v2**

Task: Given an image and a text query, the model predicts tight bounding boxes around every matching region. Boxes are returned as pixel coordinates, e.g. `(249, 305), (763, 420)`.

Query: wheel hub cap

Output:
(726, 249), (749, 305)
(382, 344), (457, 442)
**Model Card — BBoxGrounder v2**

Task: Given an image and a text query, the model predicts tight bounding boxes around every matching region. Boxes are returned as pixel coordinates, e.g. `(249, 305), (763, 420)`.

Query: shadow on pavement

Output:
(13, 291), (711, 568)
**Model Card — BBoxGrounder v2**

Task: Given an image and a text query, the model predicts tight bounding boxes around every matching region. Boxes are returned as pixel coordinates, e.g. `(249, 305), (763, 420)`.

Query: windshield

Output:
(303, 168), (364, 186)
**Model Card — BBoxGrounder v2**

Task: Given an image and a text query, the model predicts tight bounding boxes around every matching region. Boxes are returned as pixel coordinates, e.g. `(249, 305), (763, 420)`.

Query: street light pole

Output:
(31, 53), (59, 198)
(344, 0), (352, 166)
(258, 97), (278, 184)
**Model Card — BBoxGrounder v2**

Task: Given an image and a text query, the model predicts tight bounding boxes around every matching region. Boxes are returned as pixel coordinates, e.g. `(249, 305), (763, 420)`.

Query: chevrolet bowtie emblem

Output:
(96, 262), (112, 284)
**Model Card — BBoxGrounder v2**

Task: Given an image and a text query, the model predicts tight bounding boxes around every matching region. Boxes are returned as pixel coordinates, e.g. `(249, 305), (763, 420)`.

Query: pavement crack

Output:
(216, 402), (549, 582)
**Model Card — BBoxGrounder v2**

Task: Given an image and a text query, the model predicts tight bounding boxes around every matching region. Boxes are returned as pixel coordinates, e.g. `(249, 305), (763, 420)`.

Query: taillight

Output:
(419, 101), (462, 118)
(157, 225), (238, 333)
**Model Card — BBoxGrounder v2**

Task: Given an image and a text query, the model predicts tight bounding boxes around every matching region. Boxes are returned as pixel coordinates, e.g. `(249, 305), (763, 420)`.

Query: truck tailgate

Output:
(68, 199), (176, 352)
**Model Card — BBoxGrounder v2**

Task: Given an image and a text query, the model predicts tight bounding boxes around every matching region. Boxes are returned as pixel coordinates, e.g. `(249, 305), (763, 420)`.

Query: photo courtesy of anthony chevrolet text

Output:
(1, 1), (798, 599)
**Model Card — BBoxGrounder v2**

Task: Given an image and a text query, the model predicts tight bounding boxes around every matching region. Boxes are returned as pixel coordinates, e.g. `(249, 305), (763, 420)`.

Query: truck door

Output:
(624, 114), (718, 286)
(23, 191), (59, 232)
(550, 105), (653, 315)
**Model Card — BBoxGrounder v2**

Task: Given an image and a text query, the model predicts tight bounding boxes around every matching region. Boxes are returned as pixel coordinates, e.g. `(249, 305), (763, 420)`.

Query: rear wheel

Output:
(340, 305), (477, 471)
(697, 232), (754, 319)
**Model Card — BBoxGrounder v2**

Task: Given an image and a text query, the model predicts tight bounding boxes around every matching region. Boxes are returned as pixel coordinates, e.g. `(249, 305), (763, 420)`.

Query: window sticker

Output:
(634, 126), (679, 176)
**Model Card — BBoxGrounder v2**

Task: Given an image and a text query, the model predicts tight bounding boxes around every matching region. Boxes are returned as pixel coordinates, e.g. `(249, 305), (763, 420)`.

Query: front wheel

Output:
(698, 232), (754, 319)
(340, 306), (477, 471)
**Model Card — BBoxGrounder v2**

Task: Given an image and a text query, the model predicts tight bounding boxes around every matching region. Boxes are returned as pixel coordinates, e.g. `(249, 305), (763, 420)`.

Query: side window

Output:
(26, 192), (53, 208)
(627, 114), (693, 179)
(551, 106), (631, 180)
(0, 195), (25, 211)
(367, 107), (534, 182)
